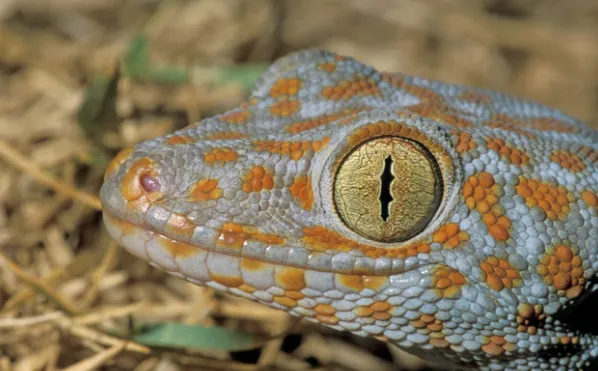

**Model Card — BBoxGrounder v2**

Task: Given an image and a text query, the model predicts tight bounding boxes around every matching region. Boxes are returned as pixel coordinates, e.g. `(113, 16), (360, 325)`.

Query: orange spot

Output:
(290, 175), (314, 211)
(254, 138), (330, 160)
(270, 77), (302, 98)
(242, 166), (274, 193)
(484, 113), (536, 138)
(189, 178), (222, 201)
(239, 284), (256, 293)
(270, 99), (300, 117)
(221, 109), (250, 124)
(156, 234), (197, 258)
(362, 276), (388, 291)
(322, 77), (380, 100)
(302, 226), (429, 260)
(314, 304), (336, 316)
(337, 275), (388, 292)
(218, 223), (247, 249)
(319, 62), (336, 73)
(480, 256), (522, 291)
(551, 150), (586, 172)
(527, 117), (578, 134)
(105, 147), (133, 181)
(410, 314), (445, 335)
(166, 136), (194, 145)
(406, 104), (473, 128)
(217, 223), (285, 249)
(582, 190), (598, 209)
(206, 132), (248, 140)
(455, 132), (477, 153)
(486, 137), (530, 165)
(316, 315), (339, 325)
(579, 146), (598, 164)
(433, 265), (467, 298)
(285, 290), (304, 300)
(380, 73), (472, 127)
(516, 303), (546, 335)
(286, 108), (370, 134)
(240, 258), (266, 271)
(537, 245), (585, 298)
(430, 338), (450, 348)
(482, 336), (515, 356)
(432, 223), (469, 249)
(165, 214), (196, 239)
(204, 148), (238, 164)
(105, 214), (136, 235)
(338, 275), (365, 292)
(354, 306), (374, 317)
(463, 172), (510, 241)
(275, 267), (306, 291)
(516, 177), (571, 220)
(370, 301), (390, 312)
(347, 120), (416, 146)
(210, 274), (244, 287)
(373, 311), (391, 320)
(274, 296), (298, 308)
(253, 232), (285, 245)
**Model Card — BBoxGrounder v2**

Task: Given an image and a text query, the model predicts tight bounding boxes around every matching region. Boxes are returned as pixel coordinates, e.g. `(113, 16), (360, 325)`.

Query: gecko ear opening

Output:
(334, 135), (442, 242)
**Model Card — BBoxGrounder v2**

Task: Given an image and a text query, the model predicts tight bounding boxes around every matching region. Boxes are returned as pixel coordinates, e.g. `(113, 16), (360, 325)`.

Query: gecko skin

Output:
(100, 50), (598, 370)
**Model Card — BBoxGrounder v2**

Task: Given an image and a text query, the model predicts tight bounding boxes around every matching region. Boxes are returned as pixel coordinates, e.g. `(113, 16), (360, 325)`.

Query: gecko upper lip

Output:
(102, 210), (430, 277)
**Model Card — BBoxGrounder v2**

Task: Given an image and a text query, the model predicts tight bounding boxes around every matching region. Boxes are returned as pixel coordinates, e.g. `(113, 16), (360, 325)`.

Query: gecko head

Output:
(100, 110), (460, 278)
(99, 108), (475, 366)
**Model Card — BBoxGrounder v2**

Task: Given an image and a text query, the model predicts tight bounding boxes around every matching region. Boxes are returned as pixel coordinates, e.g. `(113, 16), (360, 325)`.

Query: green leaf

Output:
(132, 322), (261, 351)
(86, 148), (112, 169)
(76, 69), (119, 137)
(146, 67), (189, 84)
(122, 34), (149, 79)
(213, 64), (268, 90)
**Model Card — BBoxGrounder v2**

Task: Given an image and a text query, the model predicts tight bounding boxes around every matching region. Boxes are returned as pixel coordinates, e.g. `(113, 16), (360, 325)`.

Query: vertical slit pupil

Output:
(380, 155), (394, 222)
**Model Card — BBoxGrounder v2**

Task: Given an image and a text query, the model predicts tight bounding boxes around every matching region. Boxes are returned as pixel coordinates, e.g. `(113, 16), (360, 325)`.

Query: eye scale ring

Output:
(333, 136), (443, 243)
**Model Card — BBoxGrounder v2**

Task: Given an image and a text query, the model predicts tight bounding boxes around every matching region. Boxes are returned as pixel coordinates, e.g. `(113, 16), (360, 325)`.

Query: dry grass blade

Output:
(59, 342), (126, 371)
(0, 140), (102, 211)
(79, 240), (119, 309)
(0, 311), (63, 328)
(4, 268), (66, 312)
(73, 302), (147, 326)
(0, 253), (82, 315)
(57, 317), (151, 354)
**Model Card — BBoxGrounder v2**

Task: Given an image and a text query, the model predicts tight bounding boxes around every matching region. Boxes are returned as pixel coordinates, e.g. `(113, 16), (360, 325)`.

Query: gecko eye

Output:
(333, 136), (442, 243)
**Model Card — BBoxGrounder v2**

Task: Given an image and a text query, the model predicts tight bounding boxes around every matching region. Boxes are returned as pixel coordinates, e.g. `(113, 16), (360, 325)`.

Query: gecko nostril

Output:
(121, 157), (162, 203)
(140, 173), (161, 193)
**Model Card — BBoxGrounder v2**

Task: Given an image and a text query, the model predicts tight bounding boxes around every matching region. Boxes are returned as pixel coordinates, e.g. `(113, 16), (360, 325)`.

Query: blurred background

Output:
(0, 1), (596, 370)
